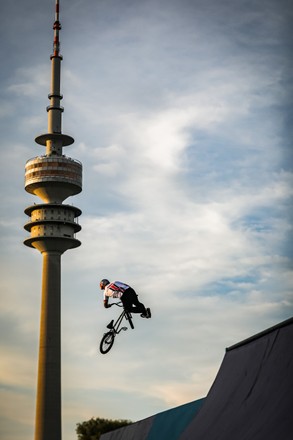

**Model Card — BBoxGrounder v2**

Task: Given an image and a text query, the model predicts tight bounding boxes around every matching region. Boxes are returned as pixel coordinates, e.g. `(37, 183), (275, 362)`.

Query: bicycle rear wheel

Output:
(100, 331), (115, 354)
(125, 312), (134, 329)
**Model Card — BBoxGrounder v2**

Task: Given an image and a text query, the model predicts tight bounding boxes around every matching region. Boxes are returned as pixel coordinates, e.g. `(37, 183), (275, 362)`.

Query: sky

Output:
(0, 0), (292, 439)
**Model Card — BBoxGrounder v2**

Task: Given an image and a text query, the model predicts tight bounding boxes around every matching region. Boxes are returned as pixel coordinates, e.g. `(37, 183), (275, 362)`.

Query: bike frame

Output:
(99, 302), (134, 354)
(108, 309), (131, 334)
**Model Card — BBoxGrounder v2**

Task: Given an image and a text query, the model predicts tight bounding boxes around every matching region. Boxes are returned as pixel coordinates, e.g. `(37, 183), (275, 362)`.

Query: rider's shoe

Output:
(107, 320), (114, 329)
(141, 308), (151, 319)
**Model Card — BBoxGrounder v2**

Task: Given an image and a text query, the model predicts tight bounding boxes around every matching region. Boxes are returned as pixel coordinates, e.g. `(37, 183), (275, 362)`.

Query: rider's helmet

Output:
(100, 279), (110, 288)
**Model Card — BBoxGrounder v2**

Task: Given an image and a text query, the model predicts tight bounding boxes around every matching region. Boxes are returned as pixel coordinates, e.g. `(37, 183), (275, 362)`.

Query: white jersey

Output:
(103, 281), (130, 300)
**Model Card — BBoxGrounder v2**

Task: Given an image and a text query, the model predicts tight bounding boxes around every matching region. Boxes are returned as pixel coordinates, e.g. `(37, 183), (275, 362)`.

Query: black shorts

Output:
(121, 288), (146, 314)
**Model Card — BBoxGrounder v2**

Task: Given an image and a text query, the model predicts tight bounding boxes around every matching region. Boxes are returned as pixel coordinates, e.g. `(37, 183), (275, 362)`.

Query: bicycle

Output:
(99, 302), (134, 354)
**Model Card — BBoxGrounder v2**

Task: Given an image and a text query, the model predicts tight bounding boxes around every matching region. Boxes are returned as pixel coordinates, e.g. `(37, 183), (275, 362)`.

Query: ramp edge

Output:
(226, 316), (293, 352)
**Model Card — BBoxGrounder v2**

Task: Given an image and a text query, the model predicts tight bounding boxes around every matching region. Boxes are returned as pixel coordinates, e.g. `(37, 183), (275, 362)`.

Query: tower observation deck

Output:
(23, 2), (82, 440)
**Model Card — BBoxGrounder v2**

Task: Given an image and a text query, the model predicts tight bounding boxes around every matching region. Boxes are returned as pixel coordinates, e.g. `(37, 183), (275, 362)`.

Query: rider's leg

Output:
(129, 290), (151, 317)
(121, 288), (147, 315)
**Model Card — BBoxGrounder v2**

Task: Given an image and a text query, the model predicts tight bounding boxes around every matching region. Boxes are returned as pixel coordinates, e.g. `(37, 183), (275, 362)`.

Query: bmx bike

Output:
(99, 302), (134, 354)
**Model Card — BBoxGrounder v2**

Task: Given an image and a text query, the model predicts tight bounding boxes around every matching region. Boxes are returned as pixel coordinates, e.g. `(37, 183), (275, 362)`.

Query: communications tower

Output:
(24, 1), (82, 439)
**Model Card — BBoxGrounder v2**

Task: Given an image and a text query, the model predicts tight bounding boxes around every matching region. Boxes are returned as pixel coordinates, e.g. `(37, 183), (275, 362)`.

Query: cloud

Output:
(7, 65), (49, 98)
(1, 1), (292, 439)
(0, 388), (34, 440)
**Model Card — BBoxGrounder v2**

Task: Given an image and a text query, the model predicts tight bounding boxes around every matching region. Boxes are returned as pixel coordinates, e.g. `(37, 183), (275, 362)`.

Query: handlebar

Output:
(109, 302), (123, 307)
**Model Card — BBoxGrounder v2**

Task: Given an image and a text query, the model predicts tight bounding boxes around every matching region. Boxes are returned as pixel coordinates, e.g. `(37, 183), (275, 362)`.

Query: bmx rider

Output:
(100, 279), (151, 319)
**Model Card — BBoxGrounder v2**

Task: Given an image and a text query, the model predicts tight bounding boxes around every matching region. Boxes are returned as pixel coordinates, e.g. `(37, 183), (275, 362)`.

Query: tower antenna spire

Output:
(53, 0), (61, 57)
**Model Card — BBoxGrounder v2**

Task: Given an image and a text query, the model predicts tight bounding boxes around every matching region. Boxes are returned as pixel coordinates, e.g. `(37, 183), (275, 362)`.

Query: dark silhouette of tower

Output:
(24, 2), (82, 439)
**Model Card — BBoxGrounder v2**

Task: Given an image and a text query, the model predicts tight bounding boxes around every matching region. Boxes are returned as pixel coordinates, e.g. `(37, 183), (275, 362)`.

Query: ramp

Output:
(101, 317), (293, 440)
(100, 398), (205, 440)
(180, 316), (293, 439)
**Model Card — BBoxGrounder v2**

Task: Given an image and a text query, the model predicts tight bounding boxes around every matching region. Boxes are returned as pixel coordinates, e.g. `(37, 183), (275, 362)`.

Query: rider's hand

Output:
(104, 300), (111, 308)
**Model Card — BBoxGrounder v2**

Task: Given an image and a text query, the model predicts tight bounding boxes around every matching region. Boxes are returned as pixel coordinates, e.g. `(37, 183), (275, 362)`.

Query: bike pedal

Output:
(121, 326), (128, 332)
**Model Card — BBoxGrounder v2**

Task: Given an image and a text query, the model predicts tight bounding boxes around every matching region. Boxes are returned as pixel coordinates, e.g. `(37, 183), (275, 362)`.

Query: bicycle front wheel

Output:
(100, 331), (115, 354)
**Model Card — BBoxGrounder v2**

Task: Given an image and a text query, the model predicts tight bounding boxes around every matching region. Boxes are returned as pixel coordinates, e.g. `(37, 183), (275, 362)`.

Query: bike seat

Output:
(107, 320), (114, 329)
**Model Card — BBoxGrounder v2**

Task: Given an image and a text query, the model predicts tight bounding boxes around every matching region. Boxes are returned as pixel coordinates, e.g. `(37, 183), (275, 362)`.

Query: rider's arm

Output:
(103, 287), (110, 308)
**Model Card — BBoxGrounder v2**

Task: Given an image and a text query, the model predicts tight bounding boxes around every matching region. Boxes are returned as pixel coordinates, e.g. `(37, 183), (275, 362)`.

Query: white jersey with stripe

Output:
(104, 281), (130, 300)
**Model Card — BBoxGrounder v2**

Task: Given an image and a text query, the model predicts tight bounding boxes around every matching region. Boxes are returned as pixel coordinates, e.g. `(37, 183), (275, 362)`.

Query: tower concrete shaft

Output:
(23, 2), (82, 440)
(35, 252), (61, 440)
